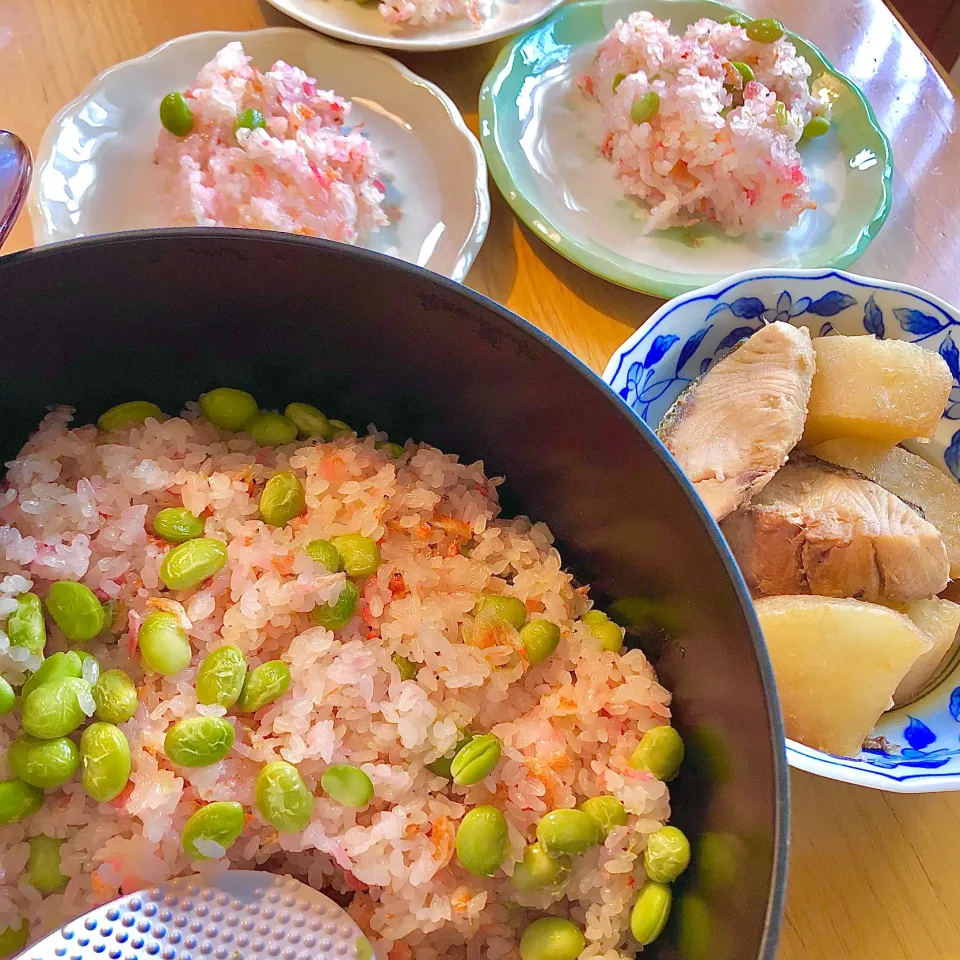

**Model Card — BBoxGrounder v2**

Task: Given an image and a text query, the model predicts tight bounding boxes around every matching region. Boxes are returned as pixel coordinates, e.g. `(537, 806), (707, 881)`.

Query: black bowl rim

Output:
(1, 227), (790, 957)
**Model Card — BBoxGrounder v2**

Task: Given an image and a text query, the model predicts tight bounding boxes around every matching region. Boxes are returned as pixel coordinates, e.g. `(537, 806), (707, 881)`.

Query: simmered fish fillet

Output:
(658, 322), (815, 522)
(722, 457), (950, 603)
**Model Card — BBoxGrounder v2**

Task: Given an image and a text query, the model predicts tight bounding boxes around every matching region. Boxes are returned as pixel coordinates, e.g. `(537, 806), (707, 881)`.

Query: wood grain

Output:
(1, 1), (959, 957)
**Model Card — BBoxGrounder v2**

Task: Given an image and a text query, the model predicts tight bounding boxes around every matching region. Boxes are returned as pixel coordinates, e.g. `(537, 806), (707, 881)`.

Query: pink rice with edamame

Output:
(155, 43), (388, 243)
(0, 403), (674, 959)
(582, 13), (831, 235)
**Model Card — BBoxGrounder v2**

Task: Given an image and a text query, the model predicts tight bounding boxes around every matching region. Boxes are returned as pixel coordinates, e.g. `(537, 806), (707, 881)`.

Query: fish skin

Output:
(722, 456), (950, 603)
(658, 322), (815, 522)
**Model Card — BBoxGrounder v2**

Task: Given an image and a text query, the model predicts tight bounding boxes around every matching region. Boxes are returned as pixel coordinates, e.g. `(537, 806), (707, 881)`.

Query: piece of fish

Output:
(657, 322), (815, 522)
(722, 456), (950, 603)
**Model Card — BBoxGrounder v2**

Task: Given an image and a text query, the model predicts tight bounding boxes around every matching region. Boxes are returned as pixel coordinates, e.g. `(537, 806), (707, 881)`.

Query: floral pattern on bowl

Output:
(604, 268), (960, 792)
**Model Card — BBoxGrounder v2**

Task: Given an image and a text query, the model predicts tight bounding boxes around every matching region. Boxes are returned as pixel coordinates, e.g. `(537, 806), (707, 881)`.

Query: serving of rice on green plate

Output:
(0, 394), (679, 959)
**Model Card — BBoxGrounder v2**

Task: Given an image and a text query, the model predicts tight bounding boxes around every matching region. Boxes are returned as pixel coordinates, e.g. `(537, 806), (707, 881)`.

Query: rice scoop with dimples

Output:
(581, 12), (832, 235)
(0, 392), (688, 959)
(155, 42), (388, 243)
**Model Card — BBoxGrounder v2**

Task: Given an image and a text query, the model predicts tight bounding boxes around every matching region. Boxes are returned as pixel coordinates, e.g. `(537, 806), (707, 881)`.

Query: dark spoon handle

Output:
(0, 130), (32, 249)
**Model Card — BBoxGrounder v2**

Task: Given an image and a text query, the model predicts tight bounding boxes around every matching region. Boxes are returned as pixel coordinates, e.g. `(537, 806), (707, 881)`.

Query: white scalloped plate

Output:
(264, 0), (565, 52)
(29, 27), (489, 282)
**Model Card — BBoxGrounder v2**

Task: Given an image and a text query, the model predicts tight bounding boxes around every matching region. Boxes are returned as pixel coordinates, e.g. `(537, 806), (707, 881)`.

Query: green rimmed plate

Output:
(478, 0), (893, 299)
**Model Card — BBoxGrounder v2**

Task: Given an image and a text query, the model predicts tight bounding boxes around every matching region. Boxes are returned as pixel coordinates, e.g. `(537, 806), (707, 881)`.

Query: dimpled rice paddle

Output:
(14, 871), (374, 960)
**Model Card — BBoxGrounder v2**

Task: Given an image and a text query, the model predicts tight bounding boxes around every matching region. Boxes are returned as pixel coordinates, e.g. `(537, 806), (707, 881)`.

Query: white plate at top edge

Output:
(263, 0), (565, 51)
(29, 27), (490, 282)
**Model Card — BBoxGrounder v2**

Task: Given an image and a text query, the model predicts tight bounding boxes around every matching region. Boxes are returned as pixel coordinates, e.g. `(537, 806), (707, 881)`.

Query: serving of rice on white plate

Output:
(581, 12), (830, 236)
(0, 396), (678, 959)
(262, 0), (567, 53)
(30, 28), (489, 282)
(156, 41), (388, 245)
(478, 0), (893, 298)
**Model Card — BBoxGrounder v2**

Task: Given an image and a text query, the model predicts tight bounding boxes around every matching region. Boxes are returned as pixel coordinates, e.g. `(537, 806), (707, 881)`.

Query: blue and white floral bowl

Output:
(604, 268), (960, 792)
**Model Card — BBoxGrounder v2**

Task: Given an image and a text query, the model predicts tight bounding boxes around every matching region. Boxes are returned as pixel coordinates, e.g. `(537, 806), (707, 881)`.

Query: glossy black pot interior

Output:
(0, 230), (787, 960)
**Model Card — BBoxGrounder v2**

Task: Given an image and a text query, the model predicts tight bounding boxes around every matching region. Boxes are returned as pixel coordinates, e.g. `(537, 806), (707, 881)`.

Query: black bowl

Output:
(0, 229), (787, 959)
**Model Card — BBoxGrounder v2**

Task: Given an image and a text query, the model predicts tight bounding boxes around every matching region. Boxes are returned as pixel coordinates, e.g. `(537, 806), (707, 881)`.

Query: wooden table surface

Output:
(2, 0), (959, 956)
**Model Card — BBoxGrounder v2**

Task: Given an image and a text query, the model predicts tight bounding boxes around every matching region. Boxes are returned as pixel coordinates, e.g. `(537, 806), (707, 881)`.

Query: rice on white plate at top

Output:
(0, 392), (680, 960)
(155, 42), (388, 243)
(581, 12), (832, 235)
(378, 0), (490, 29)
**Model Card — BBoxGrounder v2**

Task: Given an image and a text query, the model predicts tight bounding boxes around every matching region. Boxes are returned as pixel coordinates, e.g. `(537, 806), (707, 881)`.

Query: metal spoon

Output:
(0, 130), (31, 249)
(15, 870), (373, 960)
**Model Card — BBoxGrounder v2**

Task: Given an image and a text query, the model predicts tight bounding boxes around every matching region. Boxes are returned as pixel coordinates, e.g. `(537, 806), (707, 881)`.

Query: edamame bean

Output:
(631, 91), (660, 125)
(21, 651), (82, 701)
(426, 733), (472, 779)
(695, 832), (738, 893)
(520, 620), (560, 667)
(331, 534), (381, 578)
(308, 579), (358, 631)
(199, 388), (258, 431)
(138, 612), (192, 676)
(745, 16), (784, 43)
(7, 593), (46, 656)
(450, 733), (501, 786)
(643, 825), (691, 883)
(195, 646), (247, 708)
(160, 538), (228, 591)
(92, 669), (139, 724)
(579, 795), (627, 840)
(153, 507), (205, 544)
(375, 441), (404, 459)
(237, 660), (290, 713)
(511, 842), (571, 893)
(581, 611), (623, 652)
(536, 809), (600, 857)
(612, 72), (626, 92)
(355, 936), (373, 960)
(519, 917), (585, 960)
(164, 717), (235, 767)
(630, 880), (672, 946)
(28, 835), (67, 893)
(80, 722), (131, 802)
(255, 761), (314, 832)
(455, 805), (507, 877)
(234, 108), (266, 134)
(321, 763), (374, 808)
(391, 654), (418, 681)
(0, 678), (13, 717)
(628, 726), (684, 781)
(0, 920), (28, 956)
(731, 61), (754, 83)
(721, 11), (750, 27)
(304, 539), (340, 572)
(9, 735), (80, 788)
(247, 412), (298, 447)
(160, 92), (194, 137)
(0, 779), (44, 825)
(98, 401), (164, 432)
(181, 801), (245, 859)
(774, 100), (788, 126)
(46, 581), (106, 644)
(328, 419), (353, 440)
(802, 116), (831, 139)
(22, 677), (92, 739)
(474, 593), (527, 630)
(285, 403), (334, 440)
(259, 472), (306, 527)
